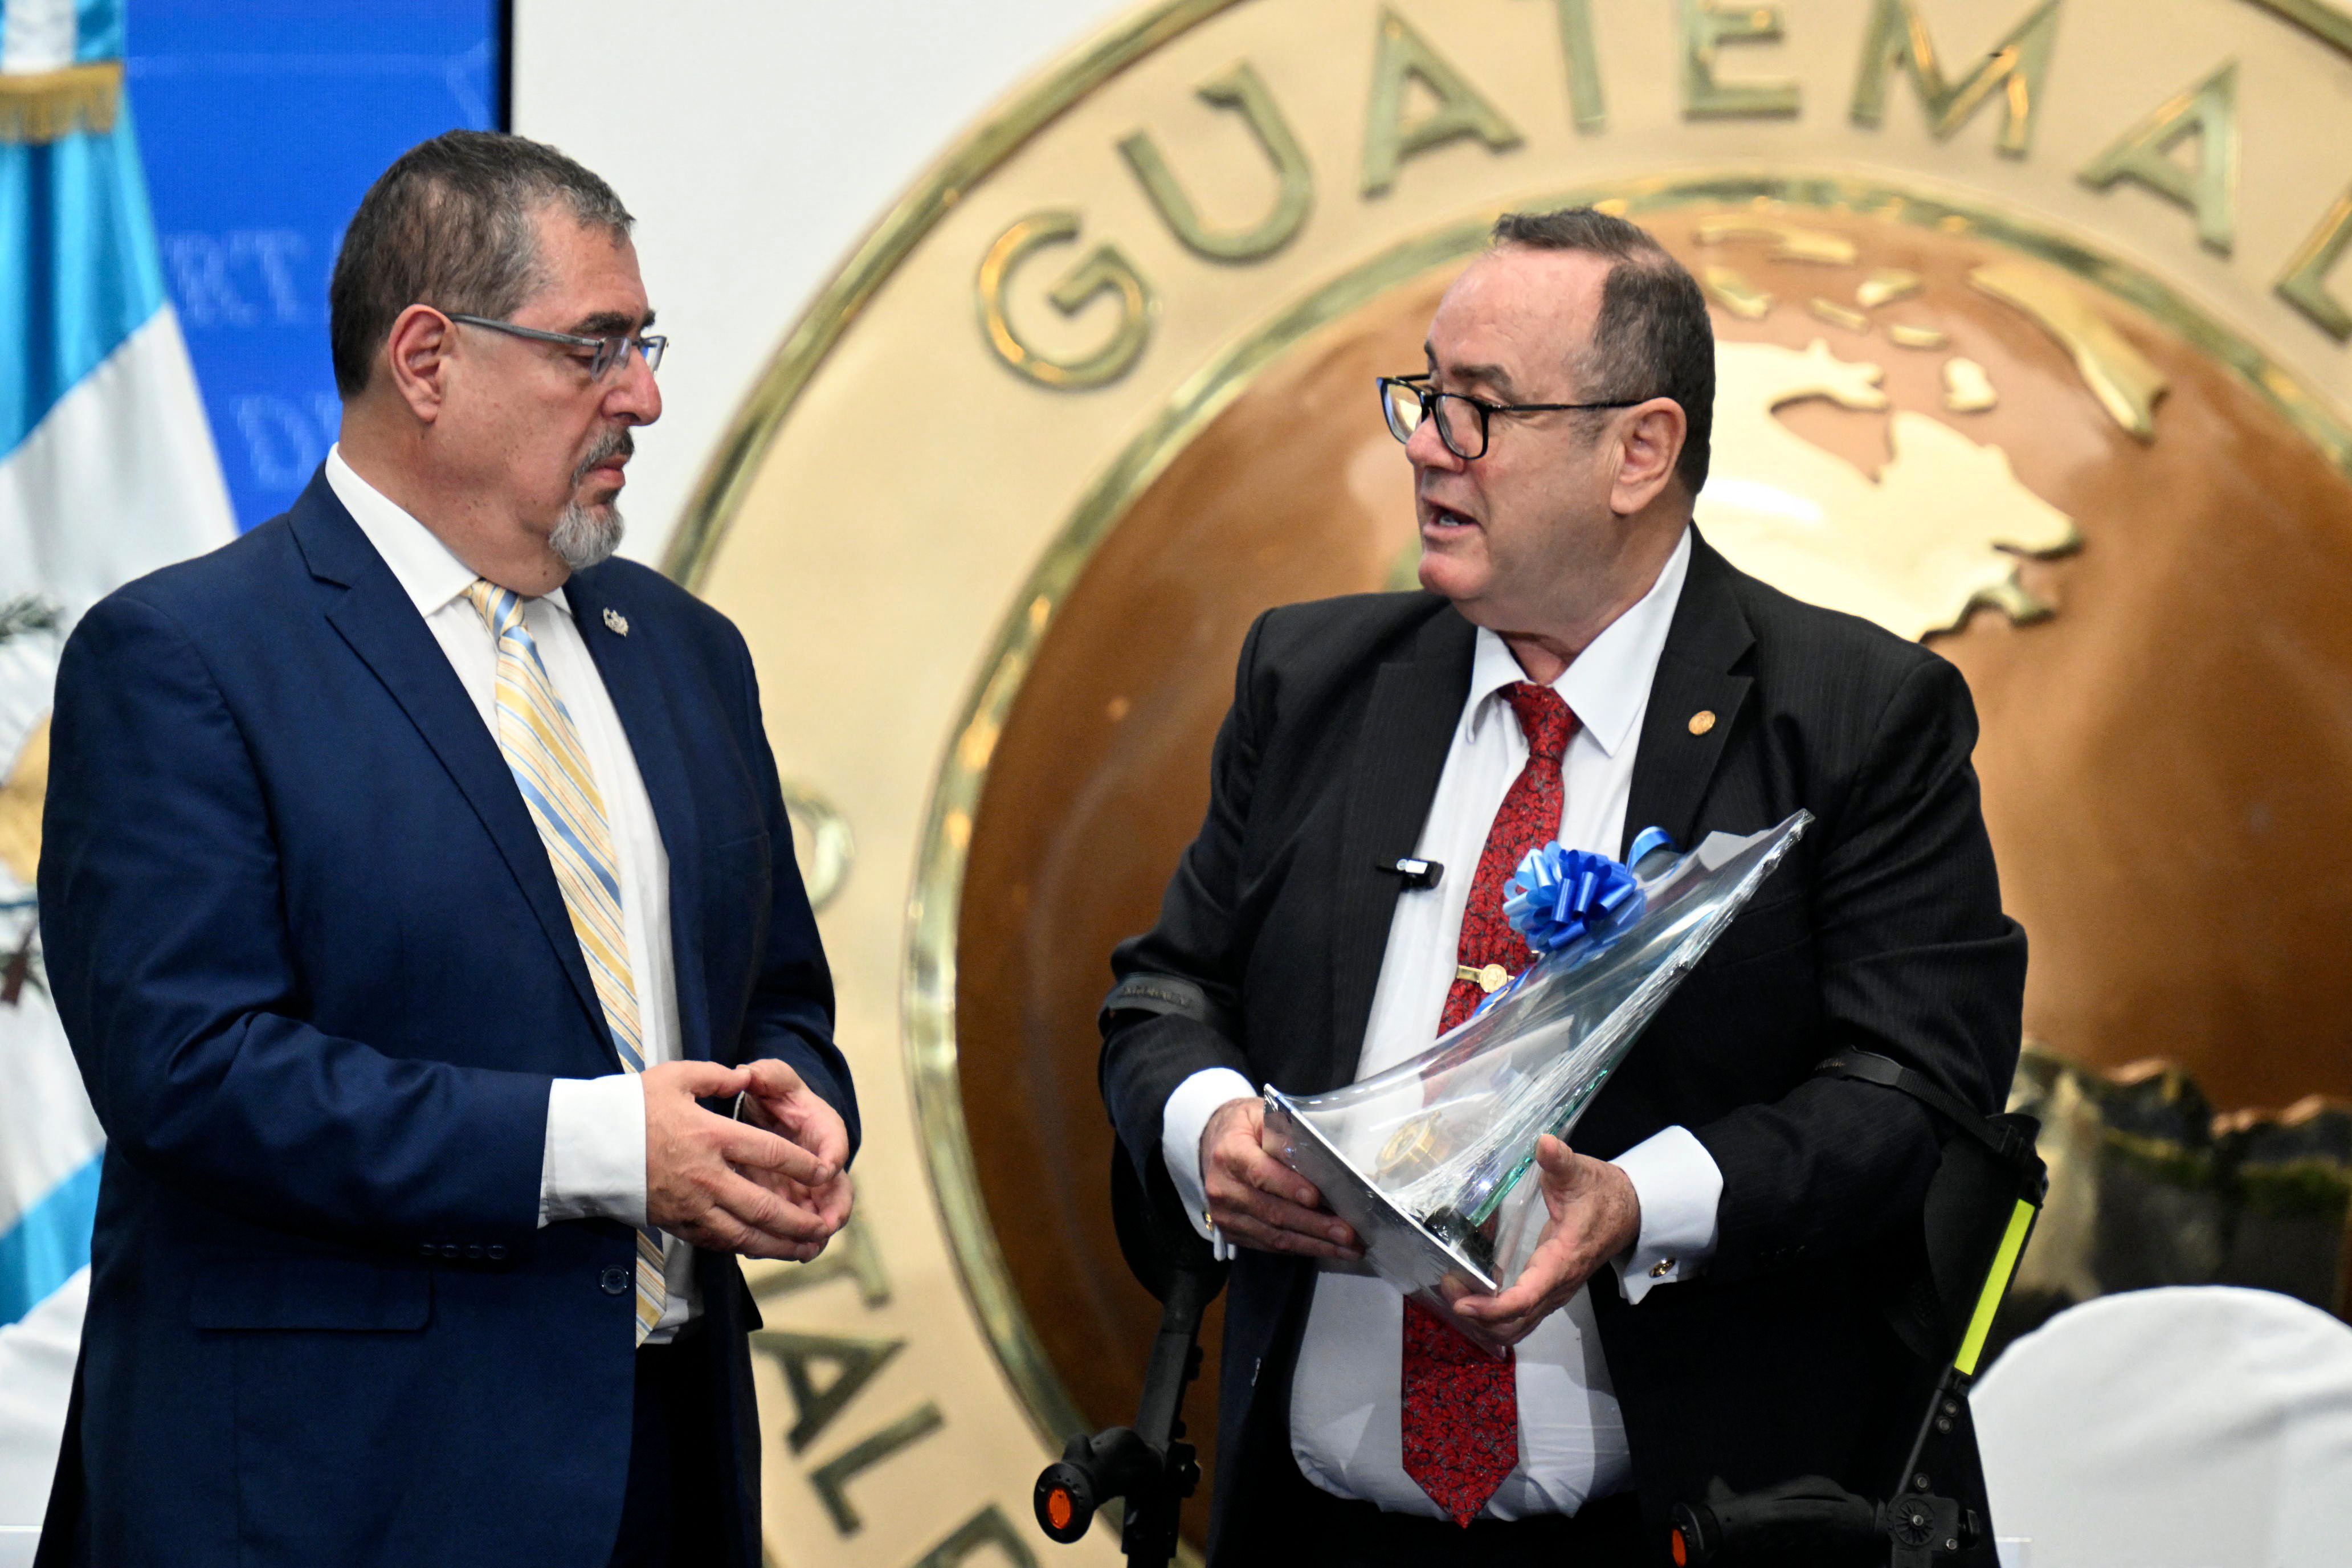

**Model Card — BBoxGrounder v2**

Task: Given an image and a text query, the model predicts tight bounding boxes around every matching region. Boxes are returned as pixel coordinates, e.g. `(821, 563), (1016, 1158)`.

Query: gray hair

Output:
(328, 130), (633, 398)
(1489, 207), (1716, 496)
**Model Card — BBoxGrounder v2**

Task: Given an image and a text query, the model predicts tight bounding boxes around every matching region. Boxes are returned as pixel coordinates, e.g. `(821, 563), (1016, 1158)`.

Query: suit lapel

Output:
(565, 569), (713, 1064)
(1621, 531), (1756, 857)
(1325, 608), (1477, 1091)
(289, 479), (607, 1038)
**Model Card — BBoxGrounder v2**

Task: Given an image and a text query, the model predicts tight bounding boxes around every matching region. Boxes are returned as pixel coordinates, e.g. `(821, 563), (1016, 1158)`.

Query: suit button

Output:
(487, 1244), (508, 1261)
(465, 1244), (485, 1260)
(418, 1243), (436, 1259)
(599, 1266), (630, 1296)
(440, 1243), (462, 1259)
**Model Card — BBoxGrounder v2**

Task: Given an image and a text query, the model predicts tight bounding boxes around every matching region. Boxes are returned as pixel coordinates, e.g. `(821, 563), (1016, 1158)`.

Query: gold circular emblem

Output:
(670, 4), (2352, 1558)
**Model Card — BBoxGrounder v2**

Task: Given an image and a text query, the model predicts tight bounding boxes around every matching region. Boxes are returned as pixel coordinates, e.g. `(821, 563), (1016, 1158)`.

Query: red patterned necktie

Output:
(1401, 680), (1577, 1526)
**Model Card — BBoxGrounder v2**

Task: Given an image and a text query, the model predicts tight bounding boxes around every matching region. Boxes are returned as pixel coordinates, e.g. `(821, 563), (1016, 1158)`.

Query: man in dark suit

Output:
(36, 132), (854, 1568)
(1101, 209), (2025, 1565)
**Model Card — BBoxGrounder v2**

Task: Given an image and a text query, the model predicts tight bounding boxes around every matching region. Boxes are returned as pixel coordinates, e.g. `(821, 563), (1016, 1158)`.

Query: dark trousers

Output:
(1276, 1482), (1652, 1567)
(607, 1330), (728, 1568)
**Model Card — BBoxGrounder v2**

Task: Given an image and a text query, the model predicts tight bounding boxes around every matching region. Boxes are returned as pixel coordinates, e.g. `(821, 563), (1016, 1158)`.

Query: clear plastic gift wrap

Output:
(1260, 811), (1812, 1352)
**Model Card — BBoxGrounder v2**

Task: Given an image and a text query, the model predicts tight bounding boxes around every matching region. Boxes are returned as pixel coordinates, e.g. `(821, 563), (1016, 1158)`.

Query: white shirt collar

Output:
(1464, 524), (1693, 759)
(324, 444), (573, 620)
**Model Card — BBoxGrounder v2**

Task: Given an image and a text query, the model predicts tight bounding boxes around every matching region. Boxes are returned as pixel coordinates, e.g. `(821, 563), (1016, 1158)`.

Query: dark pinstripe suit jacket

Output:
(1100, 529), (2026, 1562)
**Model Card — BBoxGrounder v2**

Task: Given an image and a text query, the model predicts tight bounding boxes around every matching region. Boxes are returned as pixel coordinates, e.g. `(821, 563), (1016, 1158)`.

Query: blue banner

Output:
(127, 0), (503, 529)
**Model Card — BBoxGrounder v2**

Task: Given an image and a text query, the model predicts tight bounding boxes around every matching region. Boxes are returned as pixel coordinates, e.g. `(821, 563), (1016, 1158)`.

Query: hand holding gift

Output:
(1260, 811), (1811, 1352)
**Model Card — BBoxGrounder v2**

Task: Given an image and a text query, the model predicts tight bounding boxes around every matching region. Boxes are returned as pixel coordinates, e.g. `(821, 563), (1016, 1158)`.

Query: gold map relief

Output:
(1698, 338), (2078, 640)
(1676, 207), (2193, 639)
(1701, 263), (1771, 319)
(1692, 216), (1857, 264)
(1943, 356), (2000, 413)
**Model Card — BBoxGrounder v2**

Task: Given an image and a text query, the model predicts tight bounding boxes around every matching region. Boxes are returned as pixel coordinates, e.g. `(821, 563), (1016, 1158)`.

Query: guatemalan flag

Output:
(0, 0), (234, 1538)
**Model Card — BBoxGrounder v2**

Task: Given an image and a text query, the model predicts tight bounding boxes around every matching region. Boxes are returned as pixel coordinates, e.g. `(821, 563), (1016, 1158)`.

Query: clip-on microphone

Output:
(1373, 856), (1443, 890)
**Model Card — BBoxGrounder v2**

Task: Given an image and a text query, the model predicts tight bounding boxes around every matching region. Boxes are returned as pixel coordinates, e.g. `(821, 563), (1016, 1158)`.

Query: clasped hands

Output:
(1199, 1098), (1639, 1346)
(643, 1058), (852, 1261)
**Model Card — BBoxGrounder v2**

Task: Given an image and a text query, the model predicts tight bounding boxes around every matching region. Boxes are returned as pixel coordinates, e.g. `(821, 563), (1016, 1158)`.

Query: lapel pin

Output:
(1688, 709), (1716, 736)
(603, 607), (630, 637)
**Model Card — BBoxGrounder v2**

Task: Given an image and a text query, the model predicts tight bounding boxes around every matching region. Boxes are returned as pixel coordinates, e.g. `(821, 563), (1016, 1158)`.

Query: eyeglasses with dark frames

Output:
(1377, 373), (1645, 460)
(448, 313), (668, 381)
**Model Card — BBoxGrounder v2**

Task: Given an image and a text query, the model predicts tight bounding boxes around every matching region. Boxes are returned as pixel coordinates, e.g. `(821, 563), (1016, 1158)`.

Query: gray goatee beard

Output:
(550, 500), (624, 571)
(552, 430), (631, 570)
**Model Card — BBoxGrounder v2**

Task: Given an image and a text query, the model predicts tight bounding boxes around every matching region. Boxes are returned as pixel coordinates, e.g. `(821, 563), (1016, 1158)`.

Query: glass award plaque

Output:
(1260, 811), (1811, 1351)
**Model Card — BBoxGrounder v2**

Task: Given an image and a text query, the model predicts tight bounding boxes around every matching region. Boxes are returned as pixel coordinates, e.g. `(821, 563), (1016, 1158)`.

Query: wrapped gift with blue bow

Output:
(1261, 810), (1812, 1352)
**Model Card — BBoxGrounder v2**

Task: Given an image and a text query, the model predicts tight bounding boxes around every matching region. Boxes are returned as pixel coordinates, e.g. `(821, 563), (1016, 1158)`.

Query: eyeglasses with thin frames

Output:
(1377, 373), (1644, 460)
(448, 313), (668, 381)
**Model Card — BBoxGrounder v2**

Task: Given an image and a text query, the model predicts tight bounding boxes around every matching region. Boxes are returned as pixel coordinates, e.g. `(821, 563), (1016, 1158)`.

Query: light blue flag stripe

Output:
(75, 0), (126, 63)
(0, 1151), (101, 1328)
(0, 19), (165, 460)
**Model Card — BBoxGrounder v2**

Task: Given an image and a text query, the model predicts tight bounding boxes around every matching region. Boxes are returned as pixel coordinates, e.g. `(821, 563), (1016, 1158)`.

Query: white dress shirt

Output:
(1161, 526), (1723, 1517)
(326, 448), (699, 1341)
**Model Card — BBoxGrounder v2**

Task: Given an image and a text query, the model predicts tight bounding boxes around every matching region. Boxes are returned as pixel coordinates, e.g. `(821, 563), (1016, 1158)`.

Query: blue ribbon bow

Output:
(1502, 843), (1645, 953)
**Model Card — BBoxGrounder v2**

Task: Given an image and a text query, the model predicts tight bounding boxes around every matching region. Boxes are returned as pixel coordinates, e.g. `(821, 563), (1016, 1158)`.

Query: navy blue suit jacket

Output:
(35, 471), (855, 1567)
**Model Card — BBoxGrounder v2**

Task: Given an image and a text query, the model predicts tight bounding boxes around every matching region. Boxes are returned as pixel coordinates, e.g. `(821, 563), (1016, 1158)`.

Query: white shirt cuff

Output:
(540, 1073), (648, 1228)
(1610, 1124), (1723, 1303)
(1162, 1067), (1256, 1263)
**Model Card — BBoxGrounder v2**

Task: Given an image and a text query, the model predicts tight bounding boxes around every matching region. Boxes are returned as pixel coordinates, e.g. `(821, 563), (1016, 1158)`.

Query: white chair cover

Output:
(1973, 1285), (2352, 1568)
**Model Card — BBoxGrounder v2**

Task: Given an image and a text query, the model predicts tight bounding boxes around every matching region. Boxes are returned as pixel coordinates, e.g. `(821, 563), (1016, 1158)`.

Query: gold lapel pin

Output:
(603, 607), (630, 636)
(1688, 709), (1716, 736)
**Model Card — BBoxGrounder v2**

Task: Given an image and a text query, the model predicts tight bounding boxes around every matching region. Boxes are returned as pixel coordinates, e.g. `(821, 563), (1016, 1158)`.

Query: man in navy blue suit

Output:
(35, 132), (854, 1568)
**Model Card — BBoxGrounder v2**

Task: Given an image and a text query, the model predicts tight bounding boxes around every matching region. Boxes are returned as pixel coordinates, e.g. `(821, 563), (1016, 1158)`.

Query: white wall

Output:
(511, 0), (1138, 569)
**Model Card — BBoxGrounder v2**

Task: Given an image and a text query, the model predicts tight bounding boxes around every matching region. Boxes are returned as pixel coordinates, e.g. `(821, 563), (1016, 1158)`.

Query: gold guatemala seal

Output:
(669, 2), (2352, 1561)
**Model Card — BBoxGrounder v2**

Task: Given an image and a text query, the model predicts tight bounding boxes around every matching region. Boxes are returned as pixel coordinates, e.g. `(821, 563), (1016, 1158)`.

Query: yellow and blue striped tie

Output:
(465, 580), (665, 1344)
